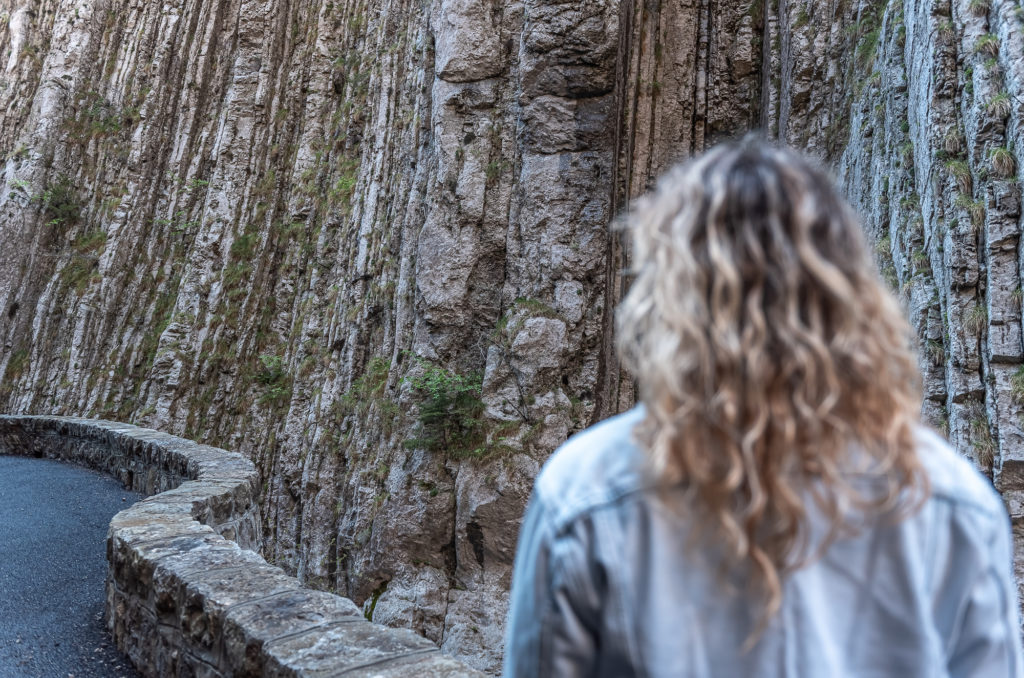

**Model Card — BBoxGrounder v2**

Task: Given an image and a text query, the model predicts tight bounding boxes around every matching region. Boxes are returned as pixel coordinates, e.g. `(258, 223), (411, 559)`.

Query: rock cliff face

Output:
(1, 0), (1022, 671)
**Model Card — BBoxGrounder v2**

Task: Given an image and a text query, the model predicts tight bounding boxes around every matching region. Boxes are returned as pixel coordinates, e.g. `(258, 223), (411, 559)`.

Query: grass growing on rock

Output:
(974, 34), (999, 58)
(899, 141), (914, 167)
(964, 303), (987, 336)
(4, 348), (29, 380)
(989, 147), (1016, 178)
(946, 160), (973, 193)
(968, 0), (992, 17)
(925, 339), (944, 366)
(938, 20), (955, 44)
(856, 26), (882, 70)
(1011, 365), (1024, 404)
(987, 92), (1012, 119)
(954, 194), (985, 229)
(336, 357), (399, 436)
(942, 130), (962, 154)
(968, 401), (996, 470)
(255, 354), (292, 407)
(33, 175), (81, 228)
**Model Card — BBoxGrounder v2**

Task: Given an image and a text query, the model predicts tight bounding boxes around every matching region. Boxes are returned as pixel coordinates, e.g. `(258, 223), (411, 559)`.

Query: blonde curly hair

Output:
(616, 140), (927, 626)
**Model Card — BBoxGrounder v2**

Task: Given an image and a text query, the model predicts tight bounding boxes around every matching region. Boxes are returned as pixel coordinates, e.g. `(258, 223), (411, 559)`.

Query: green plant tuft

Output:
(945, 159), (972, 193)
(1011, 365), (1024, 404)
(4, 348), (30, 380)
(964, 303), (987, 336)
(942, 129), (962, 154)
(230, 232), (258, 260)
(338, 357), (397, 426)
(989, 146), (1016, 178)
(974, 33), (999, 58)
(937, 20), (955, 44)
(856, 27), (882, 70)
(954, 193), (985, 229)
(256, 354), (287, 385)
(793, 6), (810, 29)
(72, 228), (107, 254)
(33, 175), (81, 228)
(968, 0), (991, 17)
(898, 141), (914, 167)
(404, 357), (488, 460)
(967, 400), (996, 469)
(255, 354), (291, 407)
(987, 91), (1011, 119)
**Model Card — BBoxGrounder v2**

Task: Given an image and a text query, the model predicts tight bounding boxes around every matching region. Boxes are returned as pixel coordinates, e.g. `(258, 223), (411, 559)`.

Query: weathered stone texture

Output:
(2, 0), (1024, 671)
(772, 0), (1024, 604)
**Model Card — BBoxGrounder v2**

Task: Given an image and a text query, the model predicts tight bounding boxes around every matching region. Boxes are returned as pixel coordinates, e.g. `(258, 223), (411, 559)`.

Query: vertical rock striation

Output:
(1, 0), (1022, 671)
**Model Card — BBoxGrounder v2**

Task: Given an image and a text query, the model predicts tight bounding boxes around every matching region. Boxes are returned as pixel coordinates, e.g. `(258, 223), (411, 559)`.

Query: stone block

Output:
(263, 620), (439, 675)
(222, 589), (362, 674)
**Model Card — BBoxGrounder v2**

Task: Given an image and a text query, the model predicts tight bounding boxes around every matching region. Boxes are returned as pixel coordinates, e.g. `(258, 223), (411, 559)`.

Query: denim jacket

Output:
(504, 407), (1023, 677)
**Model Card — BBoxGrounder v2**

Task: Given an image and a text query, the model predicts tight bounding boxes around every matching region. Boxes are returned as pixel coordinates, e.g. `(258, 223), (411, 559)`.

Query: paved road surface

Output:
(0, 456), (142, 677)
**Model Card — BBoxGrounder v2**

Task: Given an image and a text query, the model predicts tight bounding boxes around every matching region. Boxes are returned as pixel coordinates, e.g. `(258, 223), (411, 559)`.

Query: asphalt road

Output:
(0, 456), (142, 678)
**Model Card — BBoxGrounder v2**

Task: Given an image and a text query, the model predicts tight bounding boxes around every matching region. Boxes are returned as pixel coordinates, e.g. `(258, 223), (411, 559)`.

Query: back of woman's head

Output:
(616, 139), (926, 621)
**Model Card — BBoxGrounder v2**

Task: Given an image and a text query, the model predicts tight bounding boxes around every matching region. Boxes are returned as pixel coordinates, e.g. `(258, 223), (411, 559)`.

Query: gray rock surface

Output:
(1, 0), (1023, 671)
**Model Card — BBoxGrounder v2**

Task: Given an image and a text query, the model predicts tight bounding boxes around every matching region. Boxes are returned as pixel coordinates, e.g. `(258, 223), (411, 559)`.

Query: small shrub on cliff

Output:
(33, 175), (81, 228)
(945, 159), (973, 193)
(974, 34), (999, 58)
(4, 348), (29, 380)
(404, 358), (487, 460)
(954, 194), (985, 229)
(259, 384), (292, 407)
(912, 248), (930, 272)
(856, 27), (882, 70)
(256, 354), (287, 385)
(347, 357), (389, 400)
(987, 92), (1011, 119)
(942, 129), (963, 154)
(968, 405), (996, 469)
(72, 229), (108, 255)
(874, 234), (891, 257)
(937, 20), (955, 45)
(328, 157), (360, 211)
(968, 0), (992, 17)
(898, 141), (914, 168)
(879, 260), (898, 291)
(989, 147), (1016, 178)
(964, 303), (987, 336)
(230, 232), (258, 259)
(255, 354), (292, 407)
(1011, 365), (1024, 404)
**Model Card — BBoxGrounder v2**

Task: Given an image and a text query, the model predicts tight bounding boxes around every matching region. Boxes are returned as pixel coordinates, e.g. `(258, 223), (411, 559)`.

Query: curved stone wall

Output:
(0, 416), (482, 677)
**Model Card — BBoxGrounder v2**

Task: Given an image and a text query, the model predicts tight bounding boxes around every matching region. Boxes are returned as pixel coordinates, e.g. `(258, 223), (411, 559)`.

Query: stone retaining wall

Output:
(0, 416), (482, 677)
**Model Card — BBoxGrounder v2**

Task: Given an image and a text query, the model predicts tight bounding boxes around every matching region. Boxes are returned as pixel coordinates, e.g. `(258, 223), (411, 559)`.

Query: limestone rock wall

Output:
(2, 0), (1023, 671)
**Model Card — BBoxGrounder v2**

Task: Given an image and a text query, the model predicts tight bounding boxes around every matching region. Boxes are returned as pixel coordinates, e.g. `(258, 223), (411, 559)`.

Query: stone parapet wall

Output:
(0, 416), (482, 677)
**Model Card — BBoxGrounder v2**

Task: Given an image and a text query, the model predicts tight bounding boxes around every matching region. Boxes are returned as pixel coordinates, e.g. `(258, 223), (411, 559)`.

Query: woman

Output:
(504, 141), (1023, 677)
